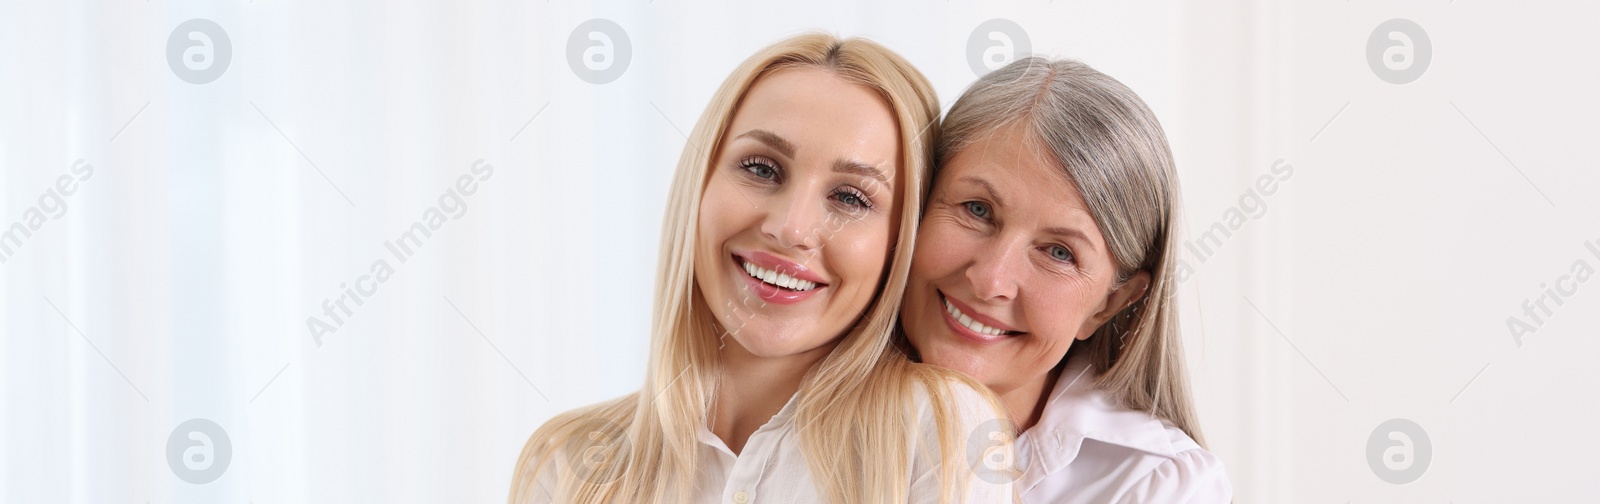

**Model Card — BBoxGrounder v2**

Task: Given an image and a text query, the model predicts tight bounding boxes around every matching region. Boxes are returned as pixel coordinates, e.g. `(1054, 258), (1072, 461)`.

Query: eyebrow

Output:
(835, 159), (889, 185)
(1044, 226), (1094, 247)
(734, 129), (796, 159)
(736, 128), (889, 185)
(958, 176), (1005, 208)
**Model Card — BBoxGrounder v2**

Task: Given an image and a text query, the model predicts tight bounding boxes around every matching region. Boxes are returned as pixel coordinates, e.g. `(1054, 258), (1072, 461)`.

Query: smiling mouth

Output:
(736, 256), (823, 292)
(940, 292), (1023, 337)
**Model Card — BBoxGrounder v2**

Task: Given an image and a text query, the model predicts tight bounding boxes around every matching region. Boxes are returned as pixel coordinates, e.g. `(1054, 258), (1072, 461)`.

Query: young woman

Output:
(900, 57), (1232, 502)
(510, 34), (1014, 504)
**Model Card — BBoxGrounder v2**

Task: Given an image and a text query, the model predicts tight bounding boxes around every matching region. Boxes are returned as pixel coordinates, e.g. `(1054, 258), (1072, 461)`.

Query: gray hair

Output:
(937, 57), (1204, 446)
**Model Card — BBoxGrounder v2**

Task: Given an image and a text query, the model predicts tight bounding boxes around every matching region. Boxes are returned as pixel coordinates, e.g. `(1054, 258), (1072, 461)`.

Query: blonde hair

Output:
(937, 57), (1206, 446)
(510, 34), (1003, 503)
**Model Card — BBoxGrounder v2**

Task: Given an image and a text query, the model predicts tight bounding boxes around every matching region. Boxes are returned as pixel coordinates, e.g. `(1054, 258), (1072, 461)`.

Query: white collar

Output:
(1014, 353), (1181, 492)
(696, 391), (801, 458)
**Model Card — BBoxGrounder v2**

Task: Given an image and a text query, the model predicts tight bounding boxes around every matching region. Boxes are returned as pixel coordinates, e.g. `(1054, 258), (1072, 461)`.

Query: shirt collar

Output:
(1015, 353), (1180, 491)
(696, 391), (801, 458)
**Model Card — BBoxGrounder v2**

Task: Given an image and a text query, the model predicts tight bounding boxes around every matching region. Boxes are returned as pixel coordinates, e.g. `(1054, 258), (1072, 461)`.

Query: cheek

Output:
(904, 220), (961, 334)
(911, 218), (973, 281)
(696, 178), (745, 252)
(1023, 284), (1099, 343)
(826, 219), (894, 296)
(694, 180), (748, 292)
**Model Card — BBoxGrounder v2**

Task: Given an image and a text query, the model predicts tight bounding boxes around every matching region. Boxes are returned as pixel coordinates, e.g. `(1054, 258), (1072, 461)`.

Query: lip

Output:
(733, 251), (829, 305)
(938, 291), (1022, 345)
(739, 251), (828, 284)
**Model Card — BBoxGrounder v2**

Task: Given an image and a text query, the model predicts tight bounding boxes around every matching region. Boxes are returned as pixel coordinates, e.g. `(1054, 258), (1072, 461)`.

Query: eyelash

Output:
(959, 198), (1075, 265)
(740, 156), (781, 182)
(962, 200), (991, 220)
(1043, 244), (1075, 264)
(833, 187), (873, 211)
(738, 156), (875, 212)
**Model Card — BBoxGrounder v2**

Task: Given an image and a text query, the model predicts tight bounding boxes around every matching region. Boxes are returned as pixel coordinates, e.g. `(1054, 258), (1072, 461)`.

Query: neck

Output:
(710, 337), (839, 455)
(1000, 364), (1063, 433)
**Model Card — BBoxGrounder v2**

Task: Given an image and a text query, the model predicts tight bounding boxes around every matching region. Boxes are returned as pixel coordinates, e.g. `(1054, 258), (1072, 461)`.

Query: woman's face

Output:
(902, 124), (1147, 396)
(695, 66), (902, 360)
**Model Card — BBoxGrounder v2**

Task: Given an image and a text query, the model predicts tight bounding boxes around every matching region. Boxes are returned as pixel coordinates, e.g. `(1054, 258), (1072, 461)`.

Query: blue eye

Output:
(740, 157), (779, 181)
(1047, 245), (1074, 262)
(965, 201), (992, 219)
(834, 189), (872, 210)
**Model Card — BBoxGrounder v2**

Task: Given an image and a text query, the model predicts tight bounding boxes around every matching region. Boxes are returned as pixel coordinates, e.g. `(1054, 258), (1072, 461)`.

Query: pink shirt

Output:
(1014, 354), (1231, 503)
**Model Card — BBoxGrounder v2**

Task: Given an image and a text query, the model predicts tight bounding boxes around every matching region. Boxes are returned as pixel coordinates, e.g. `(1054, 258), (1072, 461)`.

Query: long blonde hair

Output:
(510, 34), (1000, 504)
(937, 57), (1206, 446)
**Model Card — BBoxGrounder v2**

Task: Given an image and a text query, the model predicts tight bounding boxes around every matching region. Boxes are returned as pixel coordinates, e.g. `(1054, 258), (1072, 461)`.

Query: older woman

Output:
(900, 57), (1231, 502)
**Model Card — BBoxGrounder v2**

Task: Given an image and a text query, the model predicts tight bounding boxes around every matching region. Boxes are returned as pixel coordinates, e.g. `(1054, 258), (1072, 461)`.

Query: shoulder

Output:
(509, 394), (639, 504)
(522, 394), (638, 460)
(1026, 390), (1229, 504)
(904, 362), (1007, 423)
(900, 364), (1018, 503)
(1094, 425), (1228, 504)
(1104, 429), (1230, 504)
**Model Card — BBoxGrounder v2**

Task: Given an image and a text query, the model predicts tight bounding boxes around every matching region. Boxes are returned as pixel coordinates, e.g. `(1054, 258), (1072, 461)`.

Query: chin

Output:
(923, 340), (996, 382)
(728, 327), (821, 358)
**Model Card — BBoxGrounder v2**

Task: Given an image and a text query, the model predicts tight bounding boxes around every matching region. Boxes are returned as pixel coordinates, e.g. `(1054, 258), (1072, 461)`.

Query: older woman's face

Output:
(902, 124), (1146, 397)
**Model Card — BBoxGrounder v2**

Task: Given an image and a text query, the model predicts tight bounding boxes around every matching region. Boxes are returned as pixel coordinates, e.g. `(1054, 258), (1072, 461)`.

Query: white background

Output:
(3, 1), (1597, 502)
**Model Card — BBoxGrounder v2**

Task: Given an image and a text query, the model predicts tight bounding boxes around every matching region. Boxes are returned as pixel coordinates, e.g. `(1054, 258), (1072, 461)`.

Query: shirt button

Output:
(733, 491), (749, 503)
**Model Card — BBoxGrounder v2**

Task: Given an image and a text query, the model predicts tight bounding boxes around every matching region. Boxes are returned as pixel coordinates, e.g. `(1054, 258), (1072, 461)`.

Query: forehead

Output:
(724, 67), (901, 161)
(949, 125), (1075, 194)
(943, 125), (1104, 236)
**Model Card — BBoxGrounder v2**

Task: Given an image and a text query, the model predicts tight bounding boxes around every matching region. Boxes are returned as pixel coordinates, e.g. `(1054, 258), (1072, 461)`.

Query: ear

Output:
(1078, 271), (1151, 341)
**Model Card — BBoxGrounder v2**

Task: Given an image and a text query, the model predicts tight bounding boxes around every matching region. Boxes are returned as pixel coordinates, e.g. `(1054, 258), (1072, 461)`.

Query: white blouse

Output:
(528, 379), (1016, 503)
(1013, 354), (1231, 503)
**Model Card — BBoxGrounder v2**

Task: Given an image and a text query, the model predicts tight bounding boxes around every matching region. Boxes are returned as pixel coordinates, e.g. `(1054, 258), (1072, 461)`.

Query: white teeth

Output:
(741, 259), (817, 292)
(943, 297), (1009, 336)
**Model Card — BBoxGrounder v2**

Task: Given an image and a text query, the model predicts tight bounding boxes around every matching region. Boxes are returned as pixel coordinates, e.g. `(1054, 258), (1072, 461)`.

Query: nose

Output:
(760, 186), (825, 251)
(966, 234), (1023, 303)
